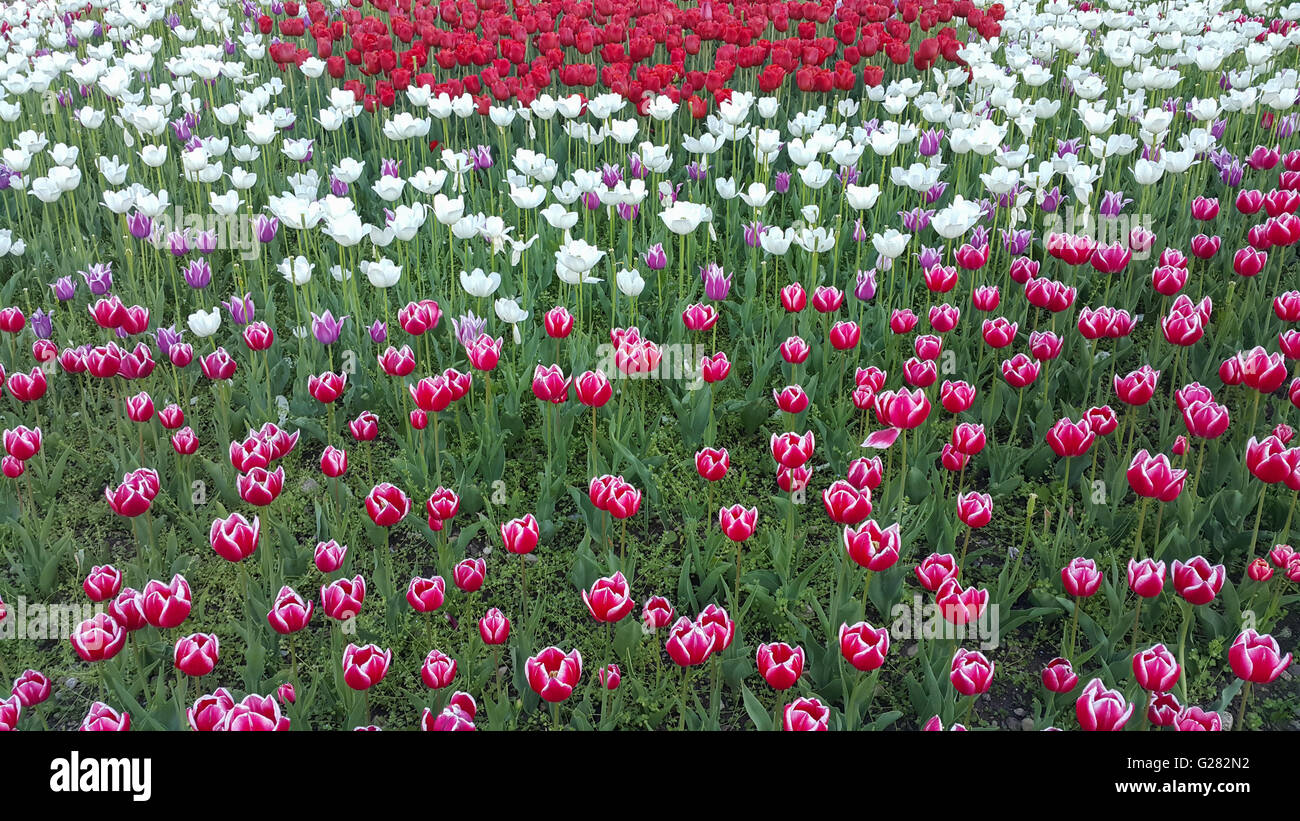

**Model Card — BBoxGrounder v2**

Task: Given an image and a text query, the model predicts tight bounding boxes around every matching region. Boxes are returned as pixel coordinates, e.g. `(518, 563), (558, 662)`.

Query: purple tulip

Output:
(223, 293), (256, 326)
(127, 211), (153, 240)
(642, 243), (667, 271)
(700, 263), (732, 301)
(155, 325), (183, 356)
(855, 269), (877, 302)
(311, 310), (348, 345)
(80, 263), (113, 295)
(50, 275), (76, 301)
(183, 259), (212, 289)
(451, 311), (486, 349)
(369, 320), (387, 344)
(253, 215), (279, 243)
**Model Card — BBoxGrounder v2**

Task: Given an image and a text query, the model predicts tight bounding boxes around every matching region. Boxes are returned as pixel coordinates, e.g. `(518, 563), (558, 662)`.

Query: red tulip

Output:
(174, 633), (220, 677)
(479, 608), (510, 644)
(237, 465), (285, 506)
(82, 565), (122, 602)
(916, 553), (959, 592)
(421, 649), (457, 689)
(756, 642), (805, 690)
(80, 702), (131, 732)
(1076, 677), (1134, 730)
(70, 614), (126, 662)
(839, 621), (889, 672)
(209, 512), (260, 562)
(365, 482), (411, 526)
(1229, 629), (1292, 683)
(453, 558), (485, 593)
(342, 643), (391, 690)
(1132, 643), (1180, 691)
(843, 520), (900, 571)
(1172, 557), (1225, 605)
(822, 480), (872, 525)
(695, 447), (729, 481)
(267, 586), (313, 634)
(320, 575), (366, 621)
(141, 574), (191, 629)
(12, 669), (51, 707)
(1061, 557), (1102, 597)
(406, 576), (446, 613)
(949, 648), (994, 696)
(783, 697), (830, 731)
(500, 513), (540, 554)
(525, 646), (582, 702)
(314, 540), (347, 573)
(583, 571), (635, 623)
(1041, 657), (1078, 693)
(956, 491), (992, 528)
(1046, 417), (1095, 457)
(1127, 558), (1167, 598)
(1126, 450), (1186, 501)
(718, 504), (757, 541)
(574, 369), (613, 407)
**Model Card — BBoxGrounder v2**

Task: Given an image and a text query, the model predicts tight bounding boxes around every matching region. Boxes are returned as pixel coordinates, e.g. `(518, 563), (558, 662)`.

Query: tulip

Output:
(950, 648), (994, 696)
(1061, 558), (1103, 597)
(224, 694), (289, 731)
(365, 483), (411, 527)
(823, 480), (872, 525)
(956, 491), (993, 528)
(80, 702), (131, 732)
(1172, 557), (1225, 605)
(1127, 558), (1167, 598)
(500, 514), (540, 554)
(916, 553), (959, 592)
(12, 670), (52, 707)
(70, 614), (126, 662)
(756, 642), (805, 691)
(453, 558), (485, 593)
(342, 643), (392, 690)
(1046, 417), (1095, 457)
(479, 608), (511, 645)
(783, 697), (830, 731)
(209, 512), (259, 562)
(1147, 691), (1182, 727)
(1127, 450), (1186, 501)
(314, 540), (347, 573)
(1174, 706), (1223, 732)
(1076, 678), (1134, 731)
(83, 565), (123, 603)
(843, 521), (900, 571)
(141, 574), (192, 629)
(1229, 629), (1292, 683)
(267, 586), (313, 634)
(719, 504), (758, 541)
(406, 576), (446, 613)
(320, 576), (366, 621)
(526, 646), (583, 703)
(174, 633), (220, 677)
(1132, 643), (1181, 692)
(583, 572), (635, 623)
(1041, 658), (1079, 693)
(421, 649), (457, 689)
(695, 447), (729, 481)
(770, 430), (815, 468)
